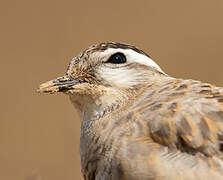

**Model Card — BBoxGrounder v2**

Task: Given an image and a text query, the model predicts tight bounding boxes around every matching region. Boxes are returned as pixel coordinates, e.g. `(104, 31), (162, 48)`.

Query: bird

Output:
(38, 42), (223, 180)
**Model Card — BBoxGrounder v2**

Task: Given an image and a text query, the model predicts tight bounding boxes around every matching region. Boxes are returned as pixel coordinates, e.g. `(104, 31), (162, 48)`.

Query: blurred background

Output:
(1, 0), (223, 179)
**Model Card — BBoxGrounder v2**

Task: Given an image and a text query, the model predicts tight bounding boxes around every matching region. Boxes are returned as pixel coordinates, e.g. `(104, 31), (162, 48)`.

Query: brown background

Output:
(1, 0), (223, 179)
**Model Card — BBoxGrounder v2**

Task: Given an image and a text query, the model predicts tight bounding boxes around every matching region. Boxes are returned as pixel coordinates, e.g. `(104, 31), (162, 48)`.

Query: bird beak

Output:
(37, 76), (78, 94)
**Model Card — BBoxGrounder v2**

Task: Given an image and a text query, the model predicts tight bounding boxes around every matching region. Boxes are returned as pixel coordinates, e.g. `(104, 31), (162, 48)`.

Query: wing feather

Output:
(133, 79), (223, 157)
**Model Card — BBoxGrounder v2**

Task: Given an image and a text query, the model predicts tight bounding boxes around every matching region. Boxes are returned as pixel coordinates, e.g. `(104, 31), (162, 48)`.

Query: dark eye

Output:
(106, 53), (127, 64)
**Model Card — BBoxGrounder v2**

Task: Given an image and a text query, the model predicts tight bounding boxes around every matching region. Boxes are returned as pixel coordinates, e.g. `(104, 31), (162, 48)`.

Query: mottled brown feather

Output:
(80, 79), (223, 180)
(132, 79), (223, 156)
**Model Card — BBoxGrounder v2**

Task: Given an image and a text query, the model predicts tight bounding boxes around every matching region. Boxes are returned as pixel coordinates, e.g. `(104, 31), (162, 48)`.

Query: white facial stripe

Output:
(98, 67), (144, 87)
(98, 48), (164, 73)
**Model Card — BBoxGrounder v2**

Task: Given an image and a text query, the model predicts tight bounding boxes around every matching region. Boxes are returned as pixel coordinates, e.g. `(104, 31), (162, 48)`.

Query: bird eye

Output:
(106, 53), (127, 64)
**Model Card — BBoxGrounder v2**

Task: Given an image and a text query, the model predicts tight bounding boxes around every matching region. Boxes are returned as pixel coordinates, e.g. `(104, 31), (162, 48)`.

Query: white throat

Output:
(69, 87), (129, 121)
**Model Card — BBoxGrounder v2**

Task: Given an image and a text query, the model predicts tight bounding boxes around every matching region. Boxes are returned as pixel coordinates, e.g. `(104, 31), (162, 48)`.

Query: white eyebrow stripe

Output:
(99, 48), (164, 74)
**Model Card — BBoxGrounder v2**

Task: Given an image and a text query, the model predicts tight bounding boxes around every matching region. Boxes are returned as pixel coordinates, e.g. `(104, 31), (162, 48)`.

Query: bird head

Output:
(38, 42), (167, 117)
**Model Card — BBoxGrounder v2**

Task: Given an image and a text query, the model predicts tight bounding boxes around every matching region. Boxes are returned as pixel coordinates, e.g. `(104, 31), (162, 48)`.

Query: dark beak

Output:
(37, 76), (78, 94)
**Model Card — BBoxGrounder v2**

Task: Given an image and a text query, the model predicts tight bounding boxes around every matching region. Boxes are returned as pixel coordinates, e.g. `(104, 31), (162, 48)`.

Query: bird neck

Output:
(69, 75), (173, 121)
(69, 87), (134, 121)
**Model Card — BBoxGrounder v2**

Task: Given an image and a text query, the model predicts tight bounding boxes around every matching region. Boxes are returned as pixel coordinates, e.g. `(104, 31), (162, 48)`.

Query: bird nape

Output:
(38, 42), (223, 180)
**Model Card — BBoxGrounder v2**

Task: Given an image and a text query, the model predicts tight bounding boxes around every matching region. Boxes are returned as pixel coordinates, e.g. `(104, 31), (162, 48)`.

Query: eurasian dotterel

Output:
(38, 42), (223, 180)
